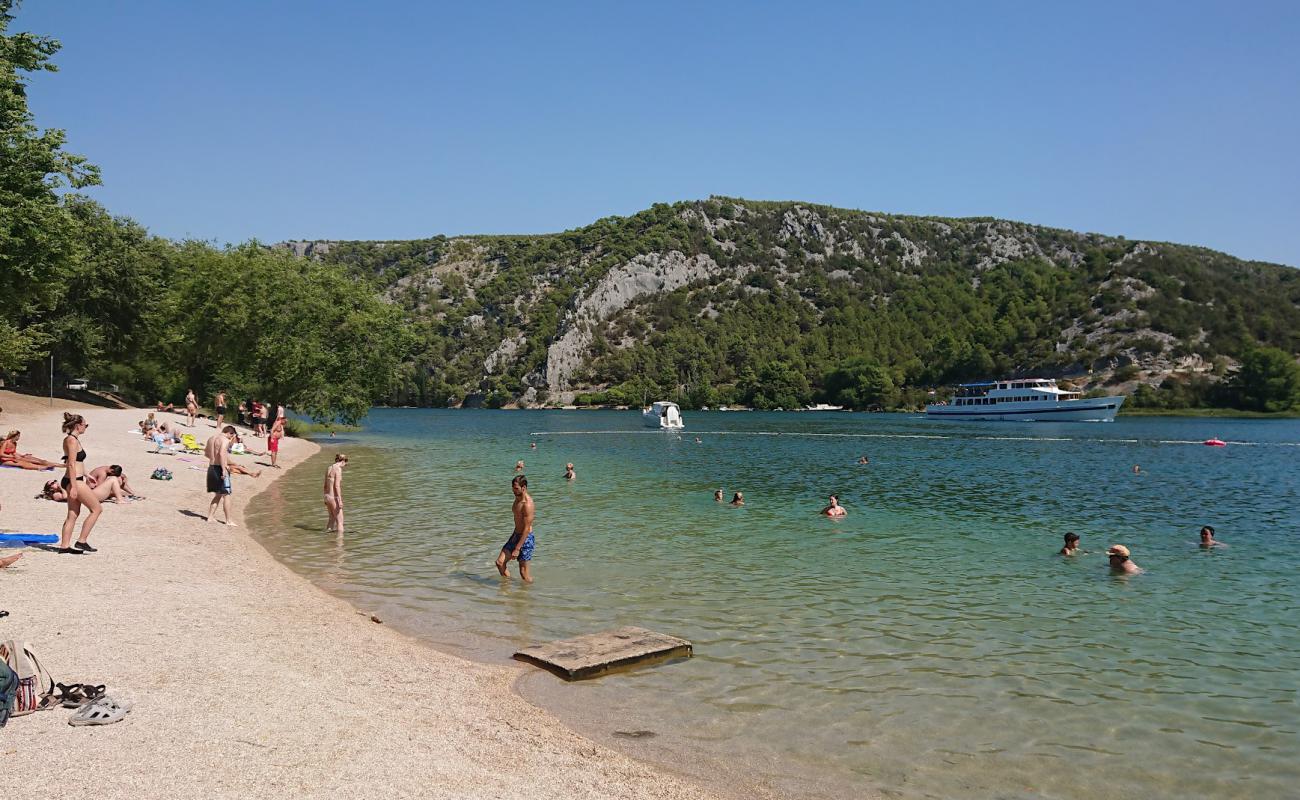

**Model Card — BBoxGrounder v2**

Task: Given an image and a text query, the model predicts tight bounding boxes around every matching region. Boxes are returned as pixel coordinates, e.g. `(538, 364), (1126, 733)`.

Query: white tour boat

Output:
(926, 378), (1124, 422)
(805, 403), (845, 411)
(642, 401), (685, 429)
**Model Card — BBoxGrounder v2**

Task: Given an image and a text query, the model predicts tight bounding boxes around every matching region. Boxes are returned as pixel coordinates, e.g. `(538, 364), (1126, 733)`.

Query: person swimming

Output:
(858, 455), (870, 464)
(1199, 525), (1227, 548)
(1107, 544), (1143, 574)
(1060, 532), (1081, 556)
(821, 494), (847, 517)
(564, 462), (575, 481)
(730, 492), (744, 506)
(713, 488), (723, 502)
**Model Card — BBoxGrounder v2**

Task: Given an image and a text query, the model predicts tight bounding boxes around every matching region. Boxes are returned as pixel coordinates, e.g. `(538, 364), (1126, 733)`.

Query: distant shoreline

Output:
(369, 404), (1300, 420)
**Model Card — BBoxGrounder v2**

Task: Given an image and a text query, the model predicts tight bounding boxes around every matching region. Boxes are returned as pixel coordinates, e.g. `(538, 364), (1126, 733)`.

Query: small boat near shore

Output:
(642, 401), (685, 429)
(926, 378), (1125, 422)
(804, 403), (845, 411)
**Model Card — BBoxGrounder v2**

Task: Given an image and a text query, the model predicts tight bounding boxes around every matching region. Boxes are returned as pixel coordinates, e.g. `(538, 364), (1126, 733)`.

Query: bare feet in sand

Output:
(0, 552), (23, 568)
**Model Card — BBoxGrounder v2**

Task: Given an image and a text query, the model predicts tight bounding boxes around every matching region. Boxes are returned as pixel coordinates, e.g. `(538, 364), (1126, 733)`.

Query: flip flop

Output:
(68, 696), (132, 726)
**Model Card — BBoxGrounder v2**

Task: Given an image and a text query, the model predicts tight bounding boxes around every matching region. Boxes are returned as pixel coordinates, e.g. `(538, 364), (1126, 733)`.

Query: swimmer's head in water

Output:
(1064, 532), (1080, 544)
(1106, 544), (1130, 560)
(1200, 525), (1215, 539)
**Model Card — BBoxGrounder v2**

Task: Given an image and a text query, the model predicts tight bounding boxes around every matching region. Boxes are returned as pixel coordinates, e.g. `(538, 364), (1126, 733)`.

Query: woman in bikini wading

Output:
(58, 412), (103, 554)
(324, 454), (347, 533)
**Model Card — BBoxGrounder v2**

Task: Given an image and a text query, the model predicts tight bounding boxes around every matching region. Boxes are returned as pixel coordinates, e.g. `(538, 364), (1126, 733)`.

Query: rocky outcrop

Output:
(544, 251), (725, 396)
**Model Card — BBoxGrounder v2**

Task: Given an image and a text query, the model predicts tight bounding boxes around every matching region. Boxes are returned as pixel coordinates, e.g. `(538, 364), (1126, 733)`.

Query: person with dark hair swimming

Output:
(1199, 525), (1227, 548)
(1060, 532), (1081, 556)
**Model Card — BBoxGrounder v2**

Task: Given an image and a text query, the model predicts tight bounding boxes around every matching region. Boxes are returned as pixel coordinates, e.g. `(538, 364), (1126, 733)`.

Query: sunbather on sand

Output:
(42, 475), (132, 504)
(1, 430), (60, 470)
(87, 465), (143, 498)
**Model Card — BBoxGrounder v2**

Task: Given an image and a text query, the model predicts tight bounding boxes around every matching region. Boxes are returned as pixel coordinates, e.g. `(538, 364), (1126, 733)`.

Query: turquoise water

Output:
(247, 410), (1300, 799)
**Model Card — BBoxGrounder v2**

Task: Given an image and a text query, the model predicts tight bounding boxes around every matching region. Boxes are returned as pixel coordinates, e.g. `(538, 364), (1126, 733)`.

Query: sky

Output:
(15, 1), (1300, 266)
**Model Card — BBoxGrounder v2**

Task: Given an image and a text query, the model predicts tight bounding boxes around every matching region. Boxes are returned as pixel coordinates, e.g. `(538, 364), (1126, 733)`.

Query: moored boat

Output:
(642, 401), (685, 429)
(926, 378), (1124, 422)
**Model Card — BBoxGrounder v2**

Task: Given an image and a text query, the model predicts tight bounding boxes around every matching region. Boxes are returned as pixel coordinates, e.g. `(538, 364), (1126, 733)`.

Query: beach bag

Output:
(151, 467), (173, 480)
(0, 640), (55, 717)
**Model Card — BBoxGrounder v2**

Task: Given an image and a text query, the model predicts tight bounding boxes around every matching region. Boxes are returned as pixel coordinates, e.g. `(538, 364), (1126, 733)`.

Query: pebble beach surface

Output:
(0, 393), (718, 800)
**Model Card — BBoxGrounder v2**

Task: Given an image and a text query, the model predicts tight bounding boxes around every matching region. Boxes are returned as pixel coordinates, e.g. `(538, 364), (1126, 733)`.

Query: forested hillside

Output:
(285, 199), (1300, 411)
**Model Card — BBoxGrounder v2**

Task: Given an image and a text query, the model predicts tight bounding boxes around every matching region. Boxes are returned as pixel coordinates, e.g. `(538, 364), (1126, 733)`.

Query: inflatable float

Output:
(1204, 438), (1227, 447)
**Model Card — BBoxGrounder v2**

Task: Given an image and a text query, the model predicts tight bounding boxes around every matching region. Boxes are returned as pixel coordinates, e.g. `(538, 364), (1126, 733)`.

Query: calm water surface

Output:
(247, 410), (1300, 799)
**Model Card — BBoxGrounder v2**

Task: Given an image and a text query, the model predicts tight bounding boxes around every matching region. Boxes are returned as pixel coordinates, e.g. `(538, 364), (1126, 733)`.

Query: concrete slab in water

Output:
(514, 626), (692, 680)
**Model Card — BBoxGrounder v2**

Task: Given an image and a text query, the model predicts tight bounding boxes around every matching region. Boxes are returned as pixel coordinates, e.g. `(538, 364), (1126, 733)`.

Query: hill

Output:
(279, 197), (1300, 410)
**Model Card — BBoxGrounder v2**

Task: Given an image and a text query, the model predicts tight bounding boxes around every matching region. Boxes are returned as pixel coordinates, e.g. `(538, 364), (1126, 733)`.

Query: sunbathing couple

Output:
(1, 430), (60, 470)
(41, 464), (143, 504)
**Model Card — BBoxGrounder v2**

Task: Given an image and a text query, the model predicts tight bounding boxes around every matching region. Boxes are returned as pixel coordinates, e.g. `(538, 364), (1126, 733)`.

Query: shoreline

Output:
(0, 395), (716, 800)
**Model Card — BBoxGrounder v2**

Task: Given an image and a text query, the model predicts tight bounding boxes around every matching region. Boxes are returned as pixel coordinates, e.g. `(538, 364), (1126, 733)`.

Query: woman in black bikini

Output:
(57, 412), (102, 554)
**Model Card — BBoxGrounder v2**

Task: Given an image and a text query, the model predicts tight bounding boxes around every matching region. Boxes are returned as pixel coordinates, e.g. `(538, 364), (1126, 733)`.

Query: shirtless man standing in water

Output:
(324, 454), (347, 532)
(496, 475), (535, 583)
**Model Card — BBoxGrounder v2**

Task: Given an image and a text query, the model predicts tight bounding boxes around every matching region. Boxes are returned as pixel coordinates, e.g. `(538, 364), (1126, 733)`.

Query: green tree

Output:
(0, 0), (101, 371)
(822, 358), (897, 409)
(1229, 347), (1300, 412)
(744, 361), (810, 409)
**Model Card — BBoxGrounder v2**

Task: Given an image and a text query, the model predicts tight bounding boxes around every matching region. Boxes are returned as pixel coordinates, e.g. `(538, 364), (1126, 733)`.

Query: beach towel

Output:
(0, 640), (54, 717)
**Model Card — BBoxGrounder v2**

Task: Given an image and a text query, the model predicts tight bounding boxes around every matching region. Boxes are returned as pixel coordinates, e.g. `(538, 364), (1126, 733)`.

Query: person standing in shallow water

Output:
(324, 454), (347, 533)
(496, 475), (535, 583)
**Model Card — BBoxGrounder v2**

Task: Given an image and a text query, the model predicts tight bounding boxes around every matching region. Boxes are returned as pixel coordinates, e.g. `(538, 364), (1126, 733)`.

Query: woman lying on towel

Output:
(1, 430), (61, 470)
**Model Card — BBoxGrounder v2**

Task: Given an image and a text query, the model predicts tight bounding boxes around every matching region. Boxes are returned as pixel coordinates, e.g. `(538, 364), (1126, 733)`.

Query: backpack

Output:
(0, 640), (55, 717)
(151, 467), (173, 480)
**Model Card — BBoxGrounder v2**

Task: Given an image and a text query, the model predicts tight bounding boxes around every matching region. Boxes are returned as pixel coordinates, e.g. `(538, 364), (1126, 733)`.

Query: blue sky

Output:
(17, 1), (1300, 265)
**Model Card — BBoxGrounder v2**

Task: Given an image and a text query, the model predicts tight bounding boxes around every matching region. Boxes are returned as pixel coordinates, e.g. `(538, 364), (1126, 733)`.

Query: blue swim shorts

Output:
(502, 531), (535, 562)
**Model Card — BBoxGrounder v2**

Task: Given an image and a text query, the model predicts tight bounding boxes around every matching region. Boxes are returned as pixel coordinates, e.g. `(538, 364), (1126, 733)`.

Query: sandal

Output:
(69, 696), (132, 726)
(56, 682), (87, 708)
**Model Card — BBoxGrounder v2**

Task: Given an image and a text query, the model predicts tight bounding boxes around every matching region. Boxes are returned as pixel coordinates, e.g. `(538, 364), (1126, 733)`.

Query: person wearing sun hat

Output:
(1107, 544), (1143, 574)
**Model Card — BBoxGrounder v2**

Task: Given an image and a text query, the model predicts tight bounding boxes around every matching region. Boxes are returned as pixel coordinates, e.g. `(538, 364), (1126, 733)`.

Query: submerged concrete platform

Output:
(514, 626), (692, 680)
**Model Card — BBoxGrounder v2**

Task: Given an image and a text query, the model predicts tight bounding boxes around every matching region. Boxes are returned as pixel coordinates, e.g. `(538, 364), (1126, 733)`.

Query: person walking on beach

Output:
(1060, 532), (1081, 556)
(185, 388), (198, 427)
(1106, 544), (1142, 574)
(496, 475), (535, 583)
(56, 413), (101, 554)
(205, 426), (237, 526)
(324, 454), (347, 533)
(821, 494), (847, 517)
(214, 391), (227, 429)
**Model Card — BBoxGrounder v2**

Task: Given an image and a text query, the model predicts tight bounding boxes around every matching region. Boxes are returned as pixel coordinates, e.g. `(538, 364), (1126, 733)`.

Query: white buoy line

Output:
(529, 430), (1288, 446)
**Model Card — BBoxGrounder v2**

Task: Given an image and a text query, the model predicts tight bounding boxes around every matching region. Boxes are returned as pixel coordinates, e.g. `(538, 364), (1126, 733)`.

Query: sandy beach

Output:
(0, 393), (714, 800)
